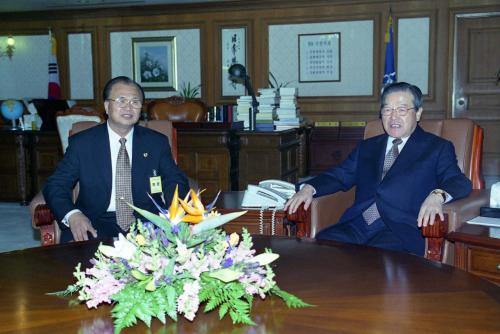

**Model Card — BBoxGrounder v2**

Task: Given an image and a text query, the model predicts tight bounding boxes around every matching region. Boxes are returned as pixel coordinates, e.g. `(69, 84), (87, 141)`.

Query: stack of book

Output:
(235, 96), (252, 128)
(256, 88), (278, 131)
(275, 87), (302, 130)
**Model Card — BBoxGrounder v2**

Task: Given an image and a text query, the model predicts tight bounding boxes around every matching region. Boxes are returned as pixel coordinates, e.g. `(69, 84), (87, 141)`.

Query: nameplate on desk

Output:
(173, 121), (244, 130)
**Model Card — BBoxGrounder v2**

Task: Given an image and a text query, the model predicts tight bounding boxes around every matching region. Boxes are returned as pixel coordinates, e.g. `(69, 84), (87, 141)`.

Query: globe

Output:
(1, 100), (24, 129)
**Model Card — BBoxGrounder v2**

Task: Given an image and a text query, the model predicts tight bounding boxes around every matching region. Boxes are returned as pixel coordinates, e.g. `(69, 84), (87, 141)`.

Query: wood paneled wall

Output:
(0, 0), (498, 123)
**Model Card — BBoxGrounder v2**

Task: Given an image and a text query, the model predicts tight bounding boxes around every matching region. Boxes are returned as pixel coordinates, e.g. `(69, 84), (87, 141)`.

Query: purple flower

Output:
(222, 257), (233, 268)
(120, 259), (131, 270)
(160, 235), (169, 247)
(171, 225), (179, 234)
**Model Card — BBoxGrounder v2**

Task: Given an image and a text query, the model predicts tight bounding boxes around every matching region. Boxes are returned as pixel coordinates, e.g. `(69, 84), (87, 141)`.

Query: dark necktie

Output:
(362, 138), (403, 225)
(116, 138), (134, 231)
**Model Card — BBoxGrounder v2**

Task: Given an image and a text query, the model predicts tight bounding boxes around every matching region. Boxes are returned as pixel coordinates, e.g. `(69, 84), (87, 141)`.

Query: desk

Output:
(1, 238), (499, 333)
(447, 224), (500, 283)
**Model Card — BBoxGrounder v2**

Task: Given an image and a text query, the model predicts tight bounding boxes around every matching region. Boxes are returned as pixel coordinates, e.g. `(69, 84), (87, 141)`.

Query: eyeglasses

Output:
(107, 97), (143, 109)
(381, 106), (416, 117)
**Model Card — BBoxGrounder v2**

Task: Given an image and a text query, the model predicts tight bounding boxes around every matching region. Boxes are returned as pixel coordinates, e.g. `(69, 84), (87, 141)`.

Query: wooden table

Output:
(447, 224), (500, 283)
(1, 237), (499, 333)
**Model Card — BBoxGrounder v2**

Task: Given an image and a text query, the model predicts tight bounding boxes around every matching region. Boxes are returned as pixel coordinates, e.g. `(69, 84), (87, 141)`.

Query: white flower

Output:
(142, 71), (152, 79)
(175, 239), (192, 265)
(98, 234), (137, 260)
(177, 280), (200, 321)
(152, 67), (160, 77)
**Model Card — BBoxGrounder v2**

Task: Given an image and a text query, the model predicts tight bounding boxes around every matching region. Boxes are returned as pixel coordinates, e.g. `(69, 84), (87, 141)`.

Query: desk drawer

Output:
(467, 246), (500, 282)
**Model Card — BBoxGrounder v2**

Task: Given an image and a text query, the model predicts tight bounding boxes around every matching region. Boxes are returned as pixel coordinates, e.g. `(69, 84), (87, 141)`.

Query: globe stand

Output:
(10, 119), (20, 131)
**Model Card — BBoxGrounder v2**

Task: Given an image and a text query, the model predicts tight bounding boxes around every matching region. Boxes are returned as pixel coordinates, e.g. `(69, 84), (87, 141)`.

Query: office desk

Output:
(1, 237), (499, 333)
(447, 224), (500, 283)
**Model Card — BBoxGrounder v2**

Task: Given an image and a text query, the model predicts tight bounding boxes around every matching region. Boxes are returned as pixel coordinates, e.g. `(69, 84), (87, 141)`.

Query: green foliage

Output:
(270, 286), (314, 308)
(180, 82), (201, 99)
(200, 274), (256, 325)
(268, 72), (294, 89)
(111, 283), (179, 334)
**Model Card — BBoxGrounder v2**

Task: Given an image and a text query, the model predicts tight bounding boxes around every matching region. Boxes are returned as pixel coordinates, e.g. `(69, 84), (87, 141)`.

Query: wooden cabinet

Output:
(176, 128), (301, 200)
(238, 129), (300, 189)
(447, 224), (500, 283)
(0, 129), (61, 204)
(177, 130), (236, 200)
(308, 126), (364, 175)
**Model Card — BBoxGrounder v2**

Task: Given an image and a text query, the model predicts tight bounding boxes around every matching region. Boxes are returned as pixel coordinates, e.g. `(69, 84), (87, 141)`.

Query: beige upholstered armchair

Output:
(288, 119), (488, 264)
(30, 119), (194, 246)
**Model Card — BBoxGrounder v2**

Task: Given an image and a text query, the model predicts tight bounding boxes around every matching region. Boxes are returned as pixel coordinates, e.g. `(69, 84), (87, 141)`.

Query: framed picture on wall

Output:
(132, 36), (177, 91)
(298, 33), (341, 83)
(221, 27), (246, 96)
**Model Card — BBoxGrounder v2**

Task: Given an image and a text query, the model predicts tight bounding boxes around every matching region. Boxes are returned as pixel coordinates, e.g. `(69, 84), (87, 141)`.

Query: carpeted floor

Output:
(0, 202), (40, 253)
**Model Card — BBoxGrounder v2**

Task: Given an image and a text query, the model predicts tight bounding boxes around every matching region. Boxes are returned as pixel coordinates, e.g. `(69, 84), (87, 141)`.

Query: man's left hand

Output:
(417, 193), (444, 227)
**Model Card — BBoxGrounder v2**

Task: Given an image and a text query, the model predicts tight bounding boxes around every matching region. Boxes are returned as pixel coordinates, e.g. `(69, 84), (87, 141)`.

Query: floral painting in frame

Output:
(132, 36), (177, 91)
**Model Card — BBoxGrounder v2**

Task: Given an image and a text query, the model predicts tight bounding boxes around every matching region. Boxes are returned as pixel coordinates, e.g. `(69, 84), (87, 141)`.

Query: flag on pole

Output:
(48, 29), (61, 99)
(382, 12), (396, 89)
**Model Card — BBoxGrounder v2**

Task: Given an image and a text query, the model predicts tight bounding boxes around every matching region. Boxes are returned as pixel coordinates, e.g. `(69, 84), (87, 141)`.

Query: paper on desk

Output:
(466, 216), (500, 227)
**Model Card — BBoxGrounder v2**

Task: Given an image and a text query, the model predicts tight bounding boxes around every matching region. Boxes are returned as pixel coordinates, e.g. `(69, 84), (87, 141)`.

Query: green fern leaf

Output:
(271, 286), (314, 308)
(218, 303), (229, 319)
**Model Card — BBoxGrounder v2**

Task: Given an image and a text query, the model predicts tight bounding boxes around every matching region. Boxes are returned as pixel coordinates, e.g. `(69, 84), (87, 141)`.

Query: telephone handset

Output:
(241, 179), (296, 209)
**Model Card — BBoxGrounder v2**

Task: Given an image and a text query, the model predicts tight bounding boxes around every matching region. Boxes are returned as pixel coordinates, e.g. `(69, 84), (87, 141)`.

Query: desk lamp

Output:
(228, 63), (258, 131)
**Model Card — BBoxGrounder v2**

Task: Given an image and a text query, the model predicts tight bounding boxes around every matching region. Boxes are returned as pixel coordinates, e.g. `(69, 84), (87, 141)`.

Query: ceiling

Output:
(0, 0), (227, 13)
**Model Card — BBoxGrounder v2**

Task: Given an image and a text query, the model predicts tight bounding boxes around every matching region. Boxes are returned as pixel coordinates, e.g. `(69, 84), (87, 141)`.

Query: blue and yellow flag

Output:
(382, 13), (396, 89)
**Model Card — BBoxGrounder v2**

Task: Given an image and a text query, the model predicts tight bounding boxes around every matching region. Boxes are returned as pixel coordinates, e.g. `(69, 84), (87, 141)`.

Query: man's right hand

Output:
(284, 184), (315, 214)
(68, 212), (97, 241)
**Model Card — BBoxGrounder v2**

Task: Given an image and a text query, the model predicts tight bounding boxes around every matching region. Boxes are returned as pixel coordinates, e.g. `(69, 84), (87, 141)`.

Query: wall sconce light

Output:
(228, 63), (259, 131)
(0, 35), (15, 60)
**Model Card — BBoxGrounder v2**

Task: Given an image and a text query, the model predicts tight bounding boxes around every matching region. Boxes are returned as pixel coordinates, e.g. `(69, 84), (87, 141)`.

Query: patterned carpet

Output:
(0, 202), (39, 253)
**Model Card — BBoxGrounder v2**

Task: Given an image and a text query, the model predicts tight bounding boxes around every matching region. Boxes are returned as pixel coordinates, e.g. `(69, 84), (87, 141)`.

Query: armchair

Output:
(31, 119), (192, 246)
(288, 118), (488, 264)
(55, 106), (104, 153)
(147, 96), (208, 122)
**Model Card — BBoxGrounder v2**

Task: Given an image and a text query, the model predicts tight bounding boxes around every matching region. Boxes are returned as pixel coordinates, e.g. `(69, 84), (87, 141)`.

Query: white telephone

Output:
(241, 179), (296, 209)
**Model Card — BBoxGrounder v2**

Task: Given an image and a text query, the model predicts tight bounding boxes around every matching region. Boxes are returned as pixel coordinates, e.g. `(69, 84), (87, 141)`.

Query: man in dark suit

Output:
(43, 76), (189, 243)
(285, 82), (472, 256)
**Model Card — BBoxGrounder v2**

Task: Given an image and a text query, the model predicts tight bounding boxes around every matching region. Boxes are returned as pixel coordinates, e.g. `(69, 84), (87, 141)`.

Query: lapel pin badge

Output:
(143, 152), (148, 158)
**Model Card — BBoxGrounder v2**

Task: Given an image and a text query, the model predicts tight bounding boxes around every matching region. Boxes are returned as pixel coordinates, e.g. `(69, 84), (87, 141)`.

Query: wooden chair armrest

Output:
(33, 204), (58, 246)
(286, 189), (355, 238)
(421, 214), (449, 238)
(286, 203), (311, 238)
(33, 204), (56, 227)
(421, 214), (449, 262)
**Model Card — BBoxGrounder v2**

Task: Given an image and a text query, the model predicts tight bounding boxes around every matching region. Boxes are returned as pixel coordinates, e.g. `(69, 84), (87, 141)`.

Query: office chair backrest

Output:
(56, 106), (104, 153)
(147, 96), (207, 122)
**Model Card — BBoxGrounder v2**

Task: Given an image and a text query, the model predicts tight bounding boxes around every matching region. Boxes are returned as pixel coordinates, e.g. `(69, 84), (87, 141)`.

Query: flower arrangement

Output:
(52, 187), (310, 333)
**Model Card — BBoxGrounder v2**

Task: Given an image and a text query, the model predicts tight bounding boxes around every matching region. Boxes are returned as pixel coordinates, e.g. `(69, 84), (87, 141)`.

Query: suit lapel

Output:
(131, 125), (148, 200)
(96, 124), (112, 196)
(362, 135), (388, 184)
